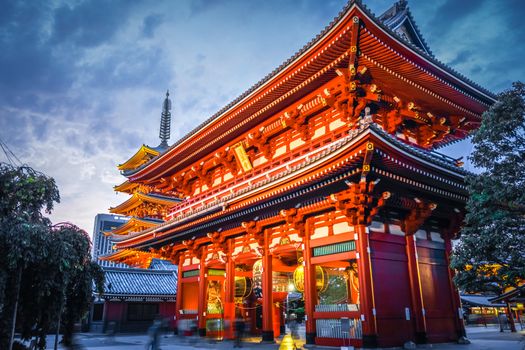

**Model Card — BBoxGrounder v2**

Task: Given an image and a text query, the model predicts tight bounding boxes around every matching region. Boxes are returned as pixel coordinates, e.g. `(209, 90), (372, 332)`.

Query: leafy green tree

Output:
(451, 82), (525, 294)
(0, 164), (60, 350)
(52, 223), (104, 347)
(0, 163), (103, 350)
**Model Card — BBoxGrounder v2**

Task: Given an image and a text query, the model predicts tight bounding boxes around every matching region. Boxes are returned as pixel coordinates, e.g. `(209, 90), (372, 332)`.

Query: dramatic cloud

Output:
(0, 0), (523, 234)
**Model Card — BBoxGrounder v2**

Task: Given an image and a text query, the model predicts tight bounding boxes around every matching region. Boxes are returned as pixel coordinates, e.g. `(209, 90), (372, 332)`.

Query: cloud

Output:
(142, 14), (164, 38)
(0, 0), (523, 236)
(51, 0), (132, 47)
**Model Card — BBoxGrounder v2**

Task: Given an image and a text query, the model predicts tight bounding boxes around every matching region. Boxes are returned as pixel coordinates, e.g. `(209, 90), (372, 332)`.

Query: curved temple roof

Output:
(125, 0), (495, 183)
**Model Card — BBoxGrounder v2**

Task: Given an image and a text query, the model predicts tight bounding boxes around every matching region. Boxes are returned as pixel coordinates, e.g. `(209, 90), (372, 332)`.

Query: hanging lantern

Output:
(252, 259), (263, 299)
(234, 276), (253, 298)
(293, 265), (328, 293)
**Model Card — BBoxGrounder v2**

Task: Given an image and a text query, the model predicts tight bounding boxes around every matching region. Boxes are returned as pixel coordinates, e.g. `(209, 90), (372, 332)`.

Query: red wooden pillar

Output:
(175, 254), (184, 334)
(262, 229), (274, 342)
(198, 249), (208, 336)
(224, 239), (235, 339)
(505, 301), (517, 332)
(356, 224), (378, 347)
(303, 220), (317, 344)
(406, 234), (427, 343)
(444, 238), (467, 338)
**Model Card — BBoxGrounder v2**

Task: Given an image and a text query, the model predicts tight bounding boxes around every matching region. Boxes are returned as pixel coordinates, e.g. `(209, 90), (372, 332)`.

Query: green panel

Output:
(313, 241), (356, 257)
(182, 269), (199, 278)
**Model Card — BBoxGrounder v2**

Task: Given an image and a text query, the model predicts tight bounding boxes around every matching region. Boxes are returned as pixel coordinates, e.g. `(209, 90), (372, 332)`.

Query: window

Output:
(92, 303), (104, 321)
(127, 303), (159, 321)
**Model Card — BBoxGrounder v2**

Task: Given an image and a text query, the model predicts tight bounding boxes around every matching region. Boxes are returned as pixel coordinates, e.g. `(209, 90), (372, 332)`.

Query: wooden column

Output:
(331, 180), (388, 347)
(303, 219), (317, 344)
(405, 234), (427, 343)
(505, 301), (517, 332)
(175, 254), (184, 334)
(224, 239), (235, 339)
(198, 249), (208, 336)
(262, 228), (274, 342)
(356, 224), (378, 347)
(444, 238), (468, 337)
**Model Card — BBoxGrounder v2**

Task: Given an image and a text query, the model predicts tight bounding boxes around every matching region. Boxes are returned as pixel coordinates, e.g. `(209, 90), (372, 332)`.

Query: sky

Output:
(0, 0), (524, 236)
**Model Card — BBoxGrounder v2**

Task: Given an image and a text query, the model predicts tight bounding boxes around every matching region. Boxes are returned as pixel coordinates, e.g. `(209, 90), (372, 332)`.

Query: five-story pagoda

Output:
(104, 1), (496, 347)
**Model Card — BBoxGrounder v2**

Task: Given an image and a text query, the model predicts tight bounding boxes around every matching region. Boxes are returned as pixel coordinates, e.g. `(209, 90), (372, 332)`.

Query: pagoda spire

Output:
(159, 90), (171, 148)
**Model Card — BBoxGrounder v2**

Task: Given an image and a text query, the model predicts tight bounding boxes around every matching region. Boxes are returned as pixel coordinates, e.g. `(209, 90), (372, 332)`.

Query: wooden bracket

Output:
(281, 108), (310, 141)
(168, 172), (193, 197)
(329, 180), (390, 225)
(191, 163), (213, 188)
(182, 238), (202, 259)
(214, 148), (238, 175)
(280, 208), (306, 238)
(241, 221), (265, 249)
(442, 209), (464, 240)
(246, 128), (273, 159)
(401, 199), (437, 236)
(207, 231), (229, 255)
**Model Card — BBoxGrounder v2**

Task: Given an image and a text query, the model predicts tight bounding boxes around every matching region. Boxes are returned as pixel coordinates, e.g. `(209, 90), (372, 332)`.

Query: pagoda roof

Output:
(114, 180), (139, 194)
(117, 144), (162, 172)
(126, 0), (495, 183)
(111, 121), (469, 251)
(109, 192), (181, 215)
(378, 0), (431, 56)
(149, 258), (177, 270)
(96, 267), (177, 301)
(104, 216), (164, 236)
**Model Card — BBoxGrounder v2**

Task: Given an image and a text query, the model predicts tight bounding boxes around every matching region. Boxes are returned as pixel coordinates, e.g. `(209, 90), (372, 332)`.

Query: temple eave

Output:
(114, 125), (467, 251)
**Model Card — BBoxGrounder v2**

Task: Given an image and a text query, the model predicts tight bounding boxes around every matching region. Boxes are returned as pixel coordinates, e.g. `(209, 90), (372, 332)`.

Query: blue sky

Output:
(0, 0), (524, 234)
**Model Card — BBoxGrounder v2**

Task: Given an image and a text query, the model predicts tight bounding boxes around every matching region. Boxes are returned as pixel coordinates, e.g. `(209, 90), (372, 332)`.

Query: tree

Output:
(0, 163), (103, 350)
(451, 82), (525, 294)
(0, 163), (60, 350)
(52, 223), (104, 347)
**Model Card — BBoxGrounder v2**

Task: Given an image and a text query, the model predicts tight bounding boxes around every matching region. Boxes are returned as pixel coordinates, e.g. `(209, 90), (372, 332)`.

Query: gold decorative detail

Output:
(279, 236), (291, 245)
(233, 143), (253, 172)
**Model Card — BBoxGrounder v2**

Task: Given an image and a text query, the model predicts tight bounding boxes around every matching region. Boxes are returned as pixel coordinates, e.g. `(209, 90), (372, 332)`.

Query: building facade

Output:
(104, 1), (495, 347)
(92, 213), (130, 268)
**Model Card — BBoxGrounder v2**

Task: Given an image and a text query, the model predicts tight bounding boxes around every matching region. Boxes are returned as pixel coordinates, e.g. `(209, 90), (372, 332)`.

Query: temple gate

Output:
(103, 1), (495, 347)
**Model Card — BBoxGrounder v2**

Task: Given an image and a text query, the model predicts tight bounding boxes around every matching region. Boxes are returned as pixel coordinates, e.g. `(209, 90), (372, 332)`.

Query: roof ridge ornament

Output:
(159, 90), (171, 149)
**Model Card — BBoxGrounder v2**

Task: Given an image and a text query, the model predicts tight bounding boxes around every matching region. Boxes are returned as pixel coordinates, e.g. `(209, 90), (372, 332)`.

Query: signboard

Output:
(233, 142), (253, 172)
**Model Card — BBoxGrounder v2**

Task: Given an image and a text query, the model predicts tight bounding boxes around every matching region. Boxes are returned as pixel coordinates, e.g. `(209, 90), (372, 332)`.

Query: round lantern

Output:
(293, 265), (328, 293)
(234, 276), (253, 298)
(252, 259), (263, 299)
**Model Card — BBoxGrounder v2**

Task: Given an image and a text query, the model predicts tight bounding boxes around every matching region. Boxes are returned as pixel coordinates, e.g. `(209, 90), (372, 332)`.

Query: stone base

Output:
(457, 336), (471, 345)
(415, 331), (427, 344)
(261, 330), (275, 342)
(305, 332), (316, 345)
(403, 341), (416, 350)
(362, 334), (378, 348)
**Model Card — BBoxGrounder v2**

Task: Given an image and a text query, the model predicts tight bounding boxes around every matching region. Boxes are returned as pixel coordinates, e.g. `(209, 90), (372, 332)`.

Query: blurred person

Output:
(146, 316), (162, 350)
(233, 312), (245, 348)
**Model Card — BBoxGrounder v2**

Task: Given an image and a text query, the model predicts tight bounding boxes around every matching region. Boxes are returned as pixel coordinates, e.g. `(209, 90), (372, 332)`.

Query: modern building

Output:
(92, 213), (130, 268)
(103, 1), (496, 347)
